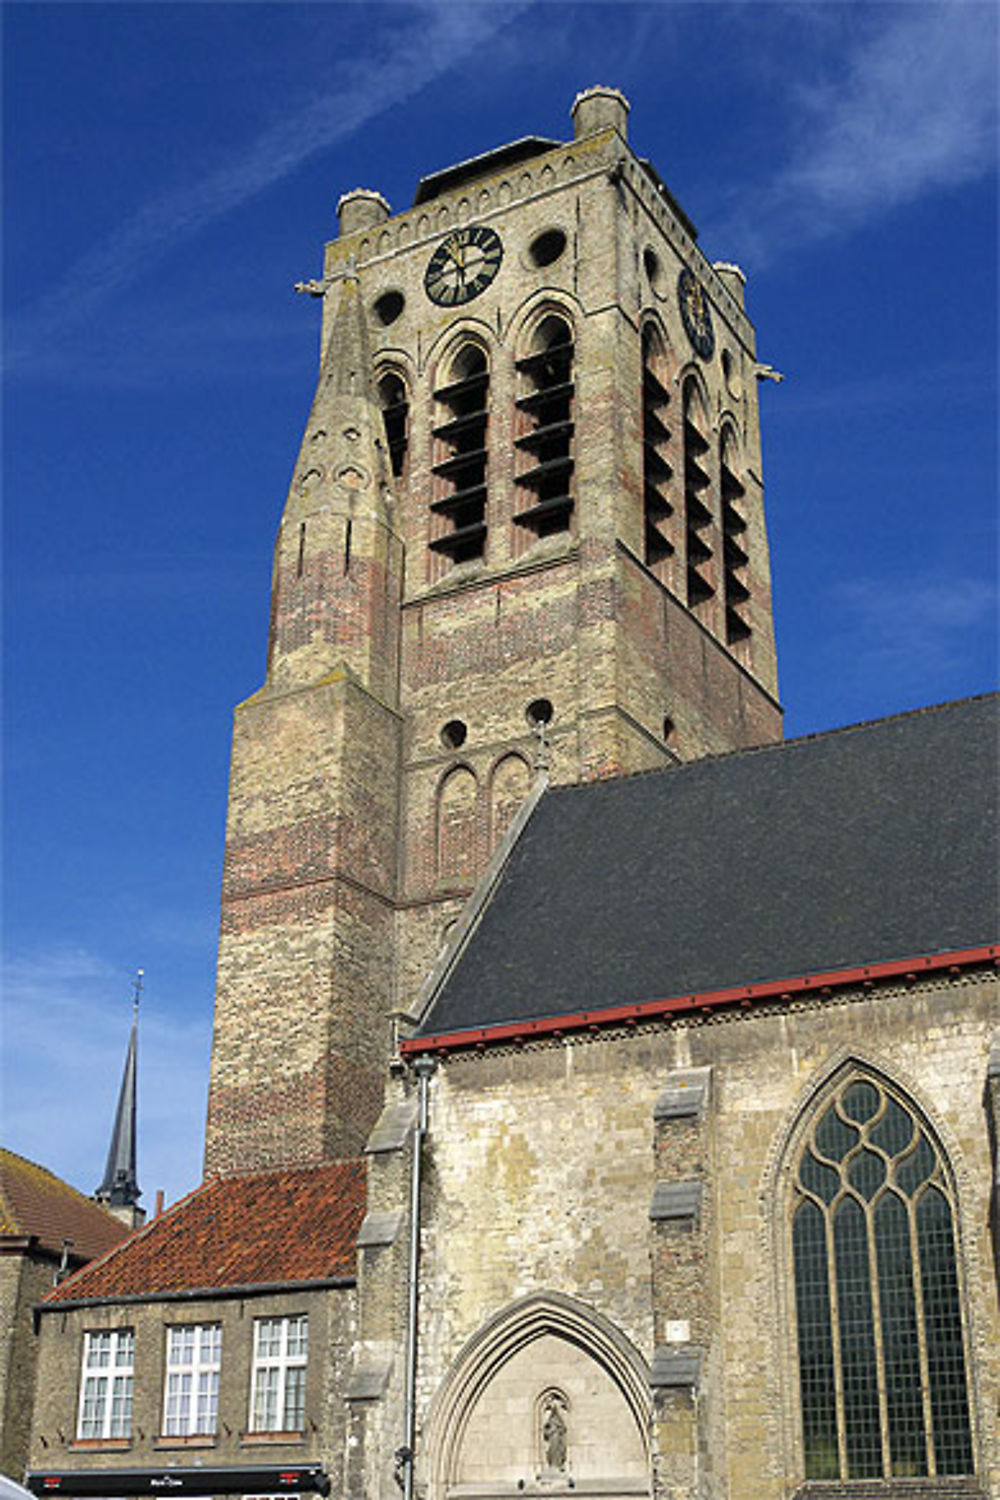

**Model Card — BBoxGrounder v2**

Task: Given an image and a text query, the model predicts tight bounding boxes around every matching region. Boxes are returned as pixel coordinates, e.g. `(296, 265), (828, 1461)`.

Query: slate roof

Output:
(0, 1150), (130, 1262)
(45, 1159), (365, 1305)
(418, 696), (999, 1037)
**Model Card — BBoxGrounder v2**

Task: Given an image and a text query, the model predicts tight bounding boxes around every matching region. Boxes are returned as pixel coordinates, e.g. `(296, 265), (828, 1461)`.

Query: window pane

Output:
(256, 1320), (282, 1359)
(874, 1192), (926, 1475)
(283, 1365), (306, 1430)
(109, 1374), (133, 1438)
(86, 1332), (112, 1369)
(80, 1376), (105, 1438)
(917, 1189), (973, 1475)
(116, 1330), (135, 1367)
(254, 1367), (279, 1431)
(287, 1317), (308, 1359)
(197, 1371), (219, 1433)
(834, 1196), (882, 1477)
(793, 1200), (839, 1478)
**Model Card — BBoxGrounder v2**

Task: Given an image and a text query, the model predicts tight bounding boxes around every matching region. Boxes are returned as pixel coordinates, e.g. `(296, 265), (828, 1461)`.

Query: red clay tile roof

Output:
(0, 1149), (130, 1261)
(45, 1159), (366, 1304)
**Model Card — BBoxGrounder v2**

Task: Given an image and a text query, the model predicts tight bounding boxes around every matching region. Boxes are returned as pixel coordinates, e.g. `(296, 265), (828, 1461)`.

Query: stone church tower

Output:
(205, 87), (783, 1178)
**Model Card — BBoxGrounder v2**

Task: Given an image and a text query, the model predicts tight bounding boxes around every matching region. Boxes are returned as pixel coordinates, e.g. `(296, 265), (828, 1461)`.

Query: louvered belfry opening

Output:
(682, 377), (714, 609)
(642, 326), (674, 567)
(431, 345), (489, 567)
(720, 431), (751, 644)
(378, 371), (409, 480)
(514, 315), (575, 544)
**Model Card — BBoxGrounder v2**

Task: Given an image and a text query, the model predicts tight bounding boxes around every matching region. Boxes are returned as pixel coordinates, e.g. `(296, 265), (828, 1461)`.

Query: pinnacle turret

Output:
(265, 272), (403, 699)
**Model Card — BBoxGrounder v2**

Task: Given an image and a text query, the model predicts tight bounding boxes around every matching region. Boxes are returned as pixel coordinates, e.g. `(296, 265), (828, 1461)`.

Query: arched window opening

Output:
(431, 345), (489, 567)
(792, 1074), (973, 1482)
(377, 371), (409, 480)
(720, 429), (750, 644)
(514, 314), (574, 546)
(436, 765), (478, 883)
(642, 326), (674, 567)
(682, 378), (714, 609)
(490, 753), (531, 849)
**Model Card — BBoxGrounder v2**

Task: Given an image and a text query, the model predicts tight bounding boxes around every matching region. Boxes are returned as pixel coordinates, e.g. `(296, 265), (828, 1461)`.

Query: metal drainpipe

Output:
(402, 1055), (436, 1500)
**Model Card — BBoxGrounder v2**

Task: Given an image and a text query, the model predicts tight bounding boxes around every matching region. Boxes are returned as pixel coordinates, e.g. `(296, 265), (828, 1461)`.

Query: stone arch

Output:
(765, 1049), (980, 1485)
(436, 764), (479, 883)
(426, 322), (494, 388)
(507, 288), (583, 352)
(489, 752), (532, 849)
(423, 1291), (651, 1500)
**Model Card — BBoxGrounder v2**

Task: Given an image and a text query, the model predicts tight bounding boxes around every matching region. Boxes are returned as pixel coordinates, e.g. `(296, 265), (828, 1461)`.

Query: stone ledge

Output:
(357, 1208), (404, 1248)
(649, 1345), (703, 1389)
(366, 1099), (417, 1153)
(654, 1067), (712, 1121)
(650, 1181), (703, 1222)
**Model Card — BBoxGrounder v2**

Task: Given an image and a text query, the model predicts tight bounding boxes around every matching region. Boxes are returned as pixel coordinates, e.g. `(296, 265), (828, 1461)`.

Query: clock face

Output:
(678, 267), (715, 360)
(425, 225), (503, 307)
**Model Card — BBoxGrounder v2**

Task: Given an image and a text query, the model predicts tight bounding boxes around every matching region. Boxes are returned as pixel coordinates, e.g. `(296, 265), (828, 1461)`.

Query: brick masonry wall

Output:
(1, 1251), (56, 1478)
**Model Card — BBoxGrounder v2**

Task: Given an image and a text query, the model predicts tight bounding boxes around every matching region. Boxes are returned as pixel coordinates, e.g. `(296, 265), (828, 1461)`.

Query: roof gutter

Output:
(38, 1274), (355, 1318)
(400, 944), (997, 1058)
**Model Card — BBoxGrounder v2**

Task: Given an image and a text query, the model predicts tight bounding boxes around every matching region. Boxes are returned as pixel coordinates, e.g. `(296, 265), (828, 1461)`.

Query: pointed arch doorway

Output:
(424, 1294), (652, 1500)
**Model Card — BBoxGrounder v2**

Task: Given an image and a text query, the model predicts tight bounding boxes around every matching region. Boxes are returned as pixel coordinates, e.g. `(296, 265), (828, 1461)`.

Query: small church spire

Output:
(95, 972), (143, 1220)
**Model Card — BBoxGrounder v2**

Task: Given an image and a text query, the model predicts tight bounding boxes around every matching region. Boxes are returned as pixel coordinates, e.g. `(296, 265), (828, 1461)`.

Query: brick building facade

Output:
(23, 88), (999, 1500)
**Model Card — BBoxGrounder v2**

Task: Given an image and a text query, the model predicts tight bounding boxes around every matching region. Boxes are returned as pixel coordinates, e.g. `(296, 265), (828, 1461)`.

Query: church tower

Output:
(205, 87), (782, 1177)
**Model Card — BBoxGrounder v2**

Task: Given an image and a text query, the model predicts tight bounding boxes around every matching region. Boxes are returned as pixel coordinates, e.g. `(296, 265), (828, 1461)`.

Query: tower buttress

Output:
(205, 275), (403, 1177)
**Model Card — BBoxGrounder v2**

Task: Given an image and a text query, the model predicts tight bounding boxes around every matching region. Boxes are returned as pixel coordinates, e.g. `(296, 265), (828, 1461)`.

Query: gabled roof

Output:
(45, 1159), (365, 1306)
(416, 696), (999, 1039)
(0, 1150), (129, 1262)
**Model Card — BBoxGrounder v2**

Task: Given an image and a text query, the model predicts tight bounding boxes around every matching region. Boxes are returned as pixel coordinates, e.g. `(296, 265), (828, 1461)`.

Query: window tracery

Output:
(792, 1073), (973, 1481)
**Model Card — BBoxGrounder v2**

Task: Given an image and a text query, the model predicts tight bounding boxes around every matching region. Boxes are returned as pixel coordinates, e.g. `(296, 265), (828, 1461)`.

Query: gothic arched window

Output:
(681, 376), (713, 610)
(431, 344), (490, 567)
(377, 370), (409, 480)
(641, 325), (674, 570)
(792, 1073), (974, 1481)
(514, 314), (575, 547)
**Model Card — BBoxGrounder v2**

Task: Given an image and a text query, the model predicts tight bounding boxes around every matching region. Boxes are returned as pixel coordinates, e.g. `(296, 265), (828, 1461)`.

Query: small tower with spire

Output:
(95, 972), (145, 1229)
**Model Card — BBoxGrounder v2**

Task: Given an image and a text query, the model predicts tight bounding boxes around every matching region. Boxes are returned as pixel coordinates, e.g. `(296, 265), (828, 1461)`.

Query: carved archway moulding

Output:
(421, 1290), (652, 1497)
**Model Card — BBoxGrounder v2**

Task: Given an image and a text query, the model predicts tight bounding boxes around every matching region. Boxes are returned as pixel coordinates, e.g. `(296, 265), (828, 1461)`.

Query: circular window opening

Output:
(373, 290), (405, 326)
(644, 247), (664, 293)
(526, 698), (554, 728)
(441, 719), (468, 750)
(529, 229), (567, 269)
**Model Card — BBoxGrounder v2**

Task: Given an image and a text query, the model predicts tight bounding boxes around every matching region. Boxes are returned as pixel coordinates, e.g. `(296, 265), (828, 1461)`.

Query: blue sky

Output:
(3, 1), (997, 1213)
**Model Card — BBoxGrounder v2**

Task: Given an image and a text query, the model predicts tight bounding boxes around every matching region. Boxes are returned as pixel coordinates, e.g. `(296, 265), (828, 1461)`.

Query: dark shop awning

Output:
(25, 1467), (331, 1498)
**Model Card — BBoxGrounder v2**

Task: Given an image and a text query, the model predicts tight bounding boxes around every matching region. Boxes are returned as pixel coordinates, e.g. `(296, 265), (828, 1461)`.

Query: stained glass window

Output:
(792, 1074), (973, 1480)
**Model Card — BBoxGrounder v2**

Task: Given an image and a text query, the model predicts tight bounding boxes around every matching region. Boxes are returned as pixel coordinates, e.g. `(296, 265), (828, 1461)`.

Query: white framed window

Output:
(249, 1315), (308, 1432)
(162, 1323), (222, 1435)
(77, 1329), (134, 1439)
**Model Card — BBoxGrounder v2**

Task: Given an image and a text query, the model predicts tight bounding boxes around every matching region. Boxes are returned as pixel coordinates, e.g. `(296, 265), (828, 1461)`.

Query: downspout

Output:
(401, 1055), (436, 1500)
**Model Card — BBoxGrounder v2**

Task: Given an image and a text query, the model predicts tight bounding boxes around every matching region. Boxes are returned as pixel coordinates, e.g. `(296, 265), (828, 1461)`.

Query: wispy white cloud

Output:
(2, 948), (211, 1211)
(8, 1), (528, 375)
(831, 574), (998, 685)
(713, 2), (998, 259)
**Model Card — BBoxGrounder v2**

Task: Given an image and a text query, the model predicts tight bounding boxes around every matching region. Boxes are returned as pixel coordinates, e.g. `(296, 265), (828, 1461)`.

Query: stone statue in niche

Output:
(539, 1392), (568, 1474)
